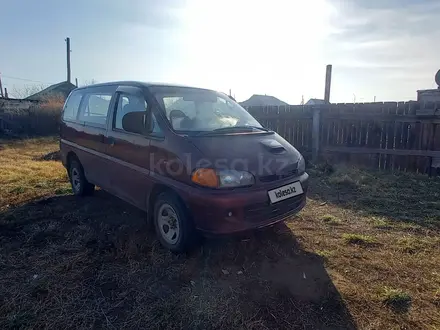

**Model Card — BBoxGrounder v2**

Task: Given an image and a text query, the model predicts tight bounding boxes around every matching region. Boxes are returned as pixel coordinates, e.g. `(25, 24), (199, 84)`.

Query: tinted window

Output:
(78, 93), (112, 127)
(63, 90), (83, 121)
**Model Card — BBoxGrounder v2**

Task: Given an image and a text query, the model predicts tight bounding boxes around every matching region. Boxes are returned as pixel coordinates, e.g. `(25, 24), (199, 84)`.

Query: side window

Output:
(78, 93), (112, 127)
(63, 90), (83, 121)
(114, 93), (148, 130)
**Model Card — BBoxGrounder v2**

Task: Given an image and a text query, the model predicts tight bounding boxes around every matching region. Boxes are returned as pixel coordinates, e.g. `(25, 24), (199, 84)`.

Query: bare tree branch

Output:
(11, 84), (48, 99)
(80, 79), (98, 87)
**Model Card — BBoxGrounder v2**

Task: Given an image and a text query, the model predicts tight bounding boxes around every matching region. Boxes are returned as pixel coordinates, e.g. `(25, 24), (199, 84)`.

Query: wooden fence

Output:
(0, 99), (62, 137)
(247, 101), (440, 174)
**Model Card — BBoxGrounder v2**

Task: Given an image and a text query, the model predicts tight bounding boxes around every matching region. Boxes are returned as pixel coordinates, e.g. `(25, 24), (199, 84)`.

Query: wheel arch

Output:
(147, 184), (188, 226)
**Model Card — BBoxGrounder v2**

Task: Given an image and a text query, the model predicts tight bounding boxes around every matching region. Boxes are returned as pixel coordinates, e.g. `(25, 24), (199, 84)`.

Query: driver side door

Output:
(105, 86), (154, 210)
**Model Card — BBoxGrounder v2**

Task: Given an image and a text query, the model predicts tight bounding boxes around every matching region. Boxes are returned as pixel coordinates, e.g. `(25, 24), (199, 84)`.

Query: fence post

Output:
(312, 106), (321, 162)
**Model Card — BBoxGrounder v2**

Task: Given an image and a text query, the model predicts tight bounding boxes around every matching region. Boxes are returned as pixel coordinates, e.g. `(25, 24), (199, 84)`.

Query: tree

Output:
(11, 84), (48, 99)
(80, 79), (98, 87)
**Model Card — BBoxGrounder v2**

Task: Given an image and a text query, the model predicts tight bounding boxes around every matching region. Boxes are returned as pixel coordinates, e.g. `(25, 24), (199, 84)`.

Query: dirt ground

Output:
(1, 138), (439, 329)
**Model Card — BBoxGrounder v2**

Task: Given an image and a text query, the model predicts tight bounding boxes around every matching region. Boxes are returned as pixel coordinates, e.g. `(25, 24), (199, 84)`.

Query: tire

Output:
(69, 159), (95, 196)
(153, 191), (198, 253)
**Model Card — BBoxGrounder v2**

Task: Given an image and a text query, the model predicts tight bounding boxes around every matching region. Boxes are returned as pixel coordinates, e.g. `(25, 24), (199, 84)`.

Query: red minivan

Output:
(60, 82), (308, 252)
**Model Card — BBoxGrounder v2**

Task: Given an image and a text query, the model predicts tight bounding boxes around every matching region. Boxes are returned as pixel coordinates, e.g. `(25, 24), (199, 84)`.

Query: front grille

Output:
(244, 194), (305, 222)
(259, 168), (298, 183)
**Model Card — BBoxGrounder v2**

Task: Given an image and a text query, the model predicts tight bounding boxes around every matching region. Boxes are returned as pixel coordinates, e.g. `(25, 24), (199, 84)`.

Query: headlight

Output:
(218, 170), (255, 188)
(297, 156), (306, 174)
(191, 168), (255, 188)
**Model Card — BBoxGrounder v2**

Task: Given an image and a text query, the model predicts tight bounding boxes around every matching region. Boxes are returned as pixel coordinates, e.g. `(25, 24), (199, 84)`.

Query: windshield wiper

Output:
(195, 126), (271, 136)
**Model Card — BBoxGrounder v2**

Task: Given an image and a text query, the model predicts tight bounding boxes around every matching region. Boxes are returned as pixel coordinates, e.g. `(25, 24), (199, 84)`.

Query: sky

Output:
(0, 0), (439, 103)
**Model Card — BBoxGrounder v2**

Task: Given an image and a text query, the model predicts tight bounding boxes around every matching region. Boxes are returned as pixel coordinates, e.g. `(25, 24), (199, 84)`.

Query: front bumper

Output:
(184, 173), (309, 235)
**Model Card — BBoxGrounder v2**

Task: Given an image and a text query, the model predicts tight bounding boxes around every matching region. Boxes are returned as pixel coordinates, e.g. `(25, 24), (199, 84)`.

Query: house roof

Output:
(25, 81), (77, 101)
(305, 98), (325, 105)
(240, 94), (289, 107)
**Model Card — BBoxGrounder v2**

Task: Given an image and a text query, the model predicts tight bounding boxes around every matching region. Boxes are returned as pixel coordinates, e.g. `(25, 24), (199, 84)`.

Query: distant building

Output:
(25, 81), (76, 101)
(240, 94), (289, 107)
(0, 97), (38, 112)
(417, 69), (440, 103)
(305, 98), (325, 105)
(417, 89), (440, 103)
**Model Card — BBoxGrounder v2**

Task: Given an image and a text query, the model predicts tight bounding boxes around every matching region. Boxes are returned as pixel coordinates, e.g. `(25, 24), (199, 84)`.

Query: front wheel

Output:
(153, 192), (198, 252)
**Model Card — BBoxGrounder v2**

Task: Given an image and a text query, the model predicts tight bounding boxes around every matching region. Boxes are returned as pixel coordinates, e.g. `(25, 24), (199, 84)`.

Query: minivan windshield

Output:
(151, 86), (263, 134)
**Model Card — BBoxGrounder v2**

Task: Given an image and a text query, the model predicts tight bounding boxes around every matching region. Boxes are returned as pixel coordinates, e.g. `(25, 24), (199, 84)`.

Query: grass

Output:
(315, 249), (334, 260)
(320, 214), (341, 225)
(396, 236), (440, 254)
(381, 287), (412, 312)
(342, 233), (377, 246)
(1, 138), (440, 329)
(371, 217), (393, 229)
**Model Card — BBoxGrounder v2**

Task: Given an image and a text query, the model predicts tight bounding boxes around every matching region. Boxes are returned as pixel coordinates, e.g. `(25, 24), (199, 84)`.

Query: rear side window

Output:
(63, 90), (83, 121)
(78, 93), (112, 127)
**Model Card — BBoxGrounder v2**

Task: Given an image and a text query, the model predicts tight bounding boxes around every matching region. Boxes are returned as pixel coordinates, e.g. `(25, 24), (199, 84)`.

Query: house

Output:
(240, 94), (289, 107)
(305, 98), (325, 105)
(0, 97), (38, 112)
(25, 81), (76, 101)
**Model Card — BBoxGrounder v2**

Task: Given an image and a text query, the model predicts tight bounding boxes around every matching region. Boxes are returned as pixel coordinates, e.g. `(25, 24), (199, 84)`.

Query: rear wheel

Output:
(69, 159), (95, 196)
(153, 192), (198, 252)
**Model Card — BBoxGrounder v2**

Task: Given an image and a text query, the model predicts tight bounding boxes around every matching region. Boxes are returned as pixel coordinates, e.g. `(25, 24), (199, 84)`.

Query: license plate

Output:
(268, 181), (303, 204)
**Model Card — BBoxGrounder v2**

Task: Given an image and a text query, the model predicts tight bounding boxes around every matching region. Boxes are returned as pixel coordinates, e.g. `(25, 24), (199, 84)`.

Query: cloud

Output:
(324, 0), (440, 101)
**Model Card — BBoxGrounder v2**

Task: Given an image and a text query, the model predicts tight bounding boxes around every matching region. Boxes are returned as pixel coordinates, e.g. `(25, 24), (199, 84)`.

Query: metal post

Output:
(0, 74), (4, 97)
(66, 37), (71, 83)
(312, 107), (321, 162)
(324, 64), (332, 103)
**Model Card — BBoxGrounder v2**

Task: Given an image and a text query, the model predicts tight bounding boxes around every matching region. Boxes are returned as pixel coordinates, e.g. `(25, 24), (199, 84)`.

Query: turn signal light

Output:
(191, 168), (219, 188)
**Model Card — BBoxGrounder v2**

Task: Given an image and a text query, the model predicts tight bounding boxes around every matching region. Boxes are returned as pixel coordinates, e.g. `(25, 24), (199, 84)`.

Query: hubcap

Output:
(158, 204), (180, 245)
(71, 168), (81, 192)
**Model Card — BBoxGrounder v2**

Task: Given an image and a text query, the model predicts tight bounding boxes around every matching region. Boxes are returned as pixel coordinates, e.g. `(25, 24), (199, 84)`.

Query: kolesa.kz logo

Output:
(275, 186), (297, 198)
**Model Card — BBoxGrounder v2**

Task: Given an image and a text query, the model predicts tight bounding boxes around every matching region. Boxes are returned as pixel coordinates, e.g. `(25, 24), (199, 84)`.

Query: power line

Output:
(1, 74), (55, 85)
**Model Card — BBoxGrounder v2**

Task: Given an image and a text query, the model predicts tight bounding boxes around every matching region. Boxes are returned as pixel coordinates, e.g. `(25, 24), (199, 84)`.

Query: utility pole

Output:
(65, 37), (71, 83)
(0, 73), (4, 97)
(324, 64), (332, 103)
(4, 88), (8, 98)
(75, 78), (78, 87)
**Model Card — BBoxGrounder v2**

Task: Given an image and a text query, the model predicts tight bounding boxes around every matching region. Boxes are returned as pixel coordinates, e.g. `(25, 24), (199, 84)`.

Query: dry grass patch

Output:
(342, 233), (377, 246)
(371, 217), (393, 230)
(380, 287), (412, 312)
(0, 137), (68, 209)
(320, 214), (341, 225)
(396, 236), (440, 254)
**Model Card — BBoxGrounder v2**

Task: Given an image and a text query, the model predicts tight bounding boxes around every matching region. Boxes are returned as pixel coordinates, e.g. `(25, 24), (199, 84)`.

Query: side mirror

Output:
(122, 111), (152, 135)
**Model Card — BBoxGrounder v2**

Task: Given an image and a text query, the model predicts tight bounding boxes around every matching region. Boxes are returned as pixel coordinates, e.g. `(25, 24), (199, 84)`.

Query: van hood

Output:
(188, 132), (302, 181)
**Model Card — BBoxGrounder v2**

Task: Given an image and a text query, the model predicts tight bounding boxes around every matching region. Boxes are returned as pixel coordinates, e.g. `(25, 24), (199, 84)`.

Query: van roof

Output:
(74, 81), (212, 91)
